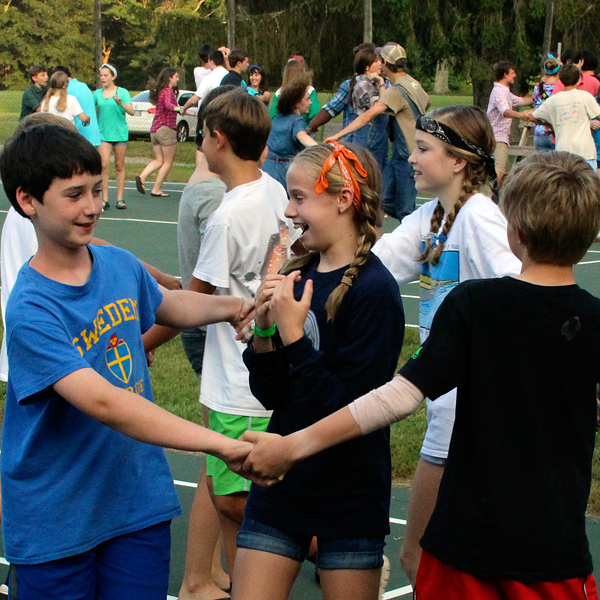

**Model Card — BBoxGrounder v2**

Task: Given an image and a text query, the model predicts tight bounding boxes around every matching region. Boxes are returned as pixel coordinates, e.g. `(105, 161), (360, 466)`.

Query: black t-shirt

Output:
(401, 277), (600, 581)
(243, 254), (404, 538)
(220, 70), (244, 87)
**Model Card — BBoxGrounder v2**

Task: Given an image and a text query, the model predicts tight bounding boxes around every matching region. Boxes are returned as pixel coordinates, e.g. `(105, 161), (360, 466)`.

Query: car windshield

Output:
(131, 90), (150, 102)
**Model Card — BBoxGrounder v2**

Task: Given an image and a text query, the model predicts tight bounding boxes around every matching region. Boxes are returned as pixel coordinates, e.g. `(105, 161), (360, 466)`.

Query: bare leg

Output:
(113, 144), (127, 202)
(208, 478), (247, 576)
(232, 548), (301, 600)
(212, 535), (229, 591)
(139, 144), (164, 186)
(399, 458), (444, 587)
(98, 142), (113, 204)
(151, 142), (177, 195)
(320, 568), (381, 600)
(178, 473), (230, 600)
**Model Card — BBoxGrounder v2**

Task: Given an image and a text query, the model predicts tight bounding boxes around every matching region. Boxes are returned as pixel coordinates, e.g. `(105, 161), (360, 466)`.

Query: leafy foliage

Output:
(2, 0), (600, 97)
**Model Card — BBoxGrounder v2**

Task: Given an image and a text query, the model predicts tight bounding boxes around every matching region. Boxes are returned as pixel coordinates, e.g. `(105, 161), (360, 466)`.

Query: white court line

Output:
(383, 584), (413, 598)
(389, 517), (407, 525)
(577, 260), (600, 266)
(174, 479), (198, 488)
(100, 216), (176, 225)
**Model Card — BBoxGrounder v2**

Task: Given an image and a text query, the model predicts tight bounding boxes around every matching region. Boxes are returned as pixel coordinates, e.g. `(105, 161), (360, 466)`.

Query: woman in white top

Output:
(41, 72), (90, 126)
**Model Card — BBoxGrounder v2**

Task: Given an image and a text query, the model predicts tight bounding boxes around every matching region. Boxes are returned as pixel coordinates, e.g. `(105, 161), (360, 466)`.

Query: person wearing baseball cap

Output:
(327, 42), (431, 221)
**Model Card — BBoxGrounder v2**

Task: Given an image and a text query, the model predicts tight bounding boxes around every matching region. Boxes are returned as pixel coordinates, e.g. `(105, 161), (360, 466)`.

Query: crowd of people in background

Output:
(6, 40), (600, 600)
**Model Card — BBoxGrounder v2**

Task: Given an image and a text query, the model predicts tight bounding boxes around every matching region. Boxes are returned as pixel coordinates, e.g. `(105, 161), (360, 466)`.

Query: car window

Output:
(131, 91), (150, 102)
(178, 92), (193, 106)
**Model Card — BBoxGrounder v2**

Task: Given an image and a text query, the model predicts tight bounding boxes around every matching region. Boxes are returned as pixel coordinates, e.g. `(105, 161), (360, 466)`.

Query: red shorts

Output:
(415, 549), (599, 600)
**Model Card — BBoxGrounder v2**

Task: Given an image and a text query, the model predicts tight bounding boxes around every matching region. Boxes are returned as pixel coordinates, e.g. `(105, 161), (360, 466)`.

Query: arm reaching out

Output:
(242, 374), (424, 481)
(154, 286), (254, 334)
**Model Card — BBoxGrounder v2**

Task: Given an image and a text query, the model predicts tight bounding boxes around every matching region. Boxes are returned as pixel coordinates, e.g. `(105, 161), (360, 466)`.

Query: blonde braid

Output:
(325, 184), (380, 321)
(419, 201), (445, 265)
(281, 252), (317, 276)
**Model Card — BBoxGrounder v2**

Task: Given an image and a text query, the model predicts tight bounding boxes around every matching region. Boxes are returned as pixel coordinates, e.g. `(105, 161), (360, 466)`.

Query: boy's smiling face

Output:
(19, 173), (103, 251)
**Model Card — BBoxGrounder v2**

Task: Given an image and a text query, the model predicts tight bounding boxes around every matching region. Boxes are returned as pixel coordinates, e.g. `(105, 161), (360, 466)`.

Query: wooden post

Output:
(94, 0), (102, 88)
(364, 0), (372, 43)
(542, 0), (554, 56)
(227, 0), (235, 48)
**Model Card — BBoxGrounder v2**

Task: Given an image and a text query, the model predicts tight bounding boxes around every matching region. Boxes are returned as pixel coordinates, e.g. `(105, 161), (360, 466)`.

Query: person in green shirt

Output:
(93, 63), (134, 210)
(19, 66), (48, 121)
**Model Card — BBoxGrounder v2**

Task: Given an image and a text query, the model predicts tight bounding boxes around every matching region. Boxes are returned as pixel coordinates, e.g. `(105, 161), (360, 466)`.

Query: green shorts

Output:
(206, 409), (270, 495)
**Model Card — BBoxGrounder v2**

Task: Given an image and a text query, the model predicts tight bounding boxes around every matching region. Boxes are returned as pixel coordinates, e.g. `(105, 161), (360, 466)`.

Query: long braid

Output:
(419, 201), (445, 265)
(326, 191), (380, 320)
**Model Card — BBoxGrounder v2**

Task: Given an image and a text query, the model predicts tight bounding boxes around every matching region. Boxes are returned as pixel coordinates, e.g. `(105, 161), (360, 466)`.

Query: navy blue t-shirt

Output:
(243, 253), (404, 538)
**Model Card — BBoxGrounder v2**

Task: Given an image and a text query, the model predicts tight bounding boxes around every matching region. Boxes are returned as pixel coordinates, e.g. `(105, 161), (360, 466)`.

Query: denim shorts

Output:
(237, 517), (385, 570)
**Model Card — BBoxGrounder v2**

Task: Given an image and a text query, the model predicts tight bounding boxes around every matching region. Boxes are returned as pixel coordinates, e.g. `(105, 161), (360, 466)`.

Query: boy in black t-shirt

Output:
(241, 151), (600, 600)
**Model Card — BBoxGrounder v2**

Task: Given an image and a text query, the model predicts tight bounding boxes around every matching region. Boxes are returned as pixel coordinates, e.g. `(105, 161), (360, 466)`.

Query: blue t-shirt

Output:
(267, 112), (306, 159)
(2, 245), (181, 564)
(68, 78), (101, 146)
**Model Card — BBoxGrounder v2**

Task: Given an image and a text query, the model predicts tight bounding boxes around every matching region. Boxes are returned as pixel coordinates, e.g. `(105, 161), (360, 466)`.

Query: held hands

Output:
(239, 430), (298, 484)
(220, 438), (279, 486)
(232, 298), (256, 341)
(113, 92), (123, 106)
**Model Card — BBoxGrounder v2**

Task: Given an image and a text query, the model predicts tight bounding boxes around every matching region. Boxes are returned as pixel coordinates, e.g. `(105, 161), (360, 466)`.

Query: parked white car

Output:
(126, 90), (198, 142)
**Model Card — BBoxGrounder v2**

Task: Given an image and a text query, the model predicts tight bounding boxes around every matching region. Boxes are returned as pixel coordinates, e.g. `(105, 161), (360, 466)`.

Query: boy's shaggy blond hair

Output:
(502, 152), (600, 266)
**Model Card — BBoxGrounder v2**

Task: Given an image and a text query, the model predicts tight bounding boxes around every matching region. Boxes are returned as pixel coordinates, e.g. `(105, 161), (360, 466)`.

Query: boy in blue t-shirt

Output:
(0, 125), (261, 600)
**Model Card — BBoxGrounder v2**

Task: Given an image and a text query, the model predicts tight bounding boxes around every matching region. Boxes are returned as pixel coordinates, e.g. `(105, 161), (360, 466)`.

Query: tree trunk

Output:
(363, 0), (372, 43)
(94, 0), (102, 88)
(227, 0), (235, 48)
(472, 77), (493, 111)
(433, 60), (449, 94)
(543, 0), (555, 57)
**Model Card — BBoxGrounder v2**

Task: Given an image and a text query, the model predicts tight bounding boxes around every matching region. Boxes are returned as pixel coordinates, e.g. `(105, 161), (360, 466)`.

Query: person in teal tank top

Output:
(93, 63), (134, 210)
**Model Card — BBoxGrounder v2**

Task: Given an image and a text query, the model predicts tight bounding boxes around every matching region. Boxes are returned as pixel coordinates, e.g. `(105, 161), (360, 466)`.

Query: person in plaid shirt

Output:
(486, 61), (532, 186)
(136, 68), (180, 200)
(307, 43), (377, 138)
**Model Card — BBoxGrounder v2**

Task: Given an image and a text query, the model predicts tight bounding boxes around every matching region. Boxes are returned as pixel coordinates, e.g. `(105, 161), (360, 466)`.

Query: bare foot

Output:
(178, 581), (230, 600)
(212, 570), (231, 592)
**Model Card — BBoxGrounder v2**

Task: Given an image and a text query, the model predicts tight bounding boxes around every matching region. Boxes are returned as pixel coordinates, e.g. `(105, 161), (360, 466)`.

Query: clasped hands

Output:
(224, 430), (297, 488)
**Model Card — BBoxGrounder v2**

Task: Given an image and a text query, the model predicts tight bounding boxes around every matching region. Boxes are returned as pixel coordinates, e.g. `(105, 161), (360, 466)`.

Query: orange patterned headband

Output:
(314, 141), (368, 210)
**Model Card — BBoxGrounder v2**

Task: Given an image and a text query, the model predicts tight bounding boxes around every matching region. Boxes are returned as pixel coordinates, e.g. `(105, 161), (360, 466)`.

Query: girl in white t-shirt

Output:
(41, 72), (90, 126)
(371, 105), (521, 585)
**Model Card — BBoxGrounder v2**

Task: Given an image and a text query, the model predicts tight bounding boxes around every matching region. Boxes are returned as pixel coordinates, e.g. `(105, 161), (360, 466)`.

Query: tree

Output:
(0, 0), (95, 89)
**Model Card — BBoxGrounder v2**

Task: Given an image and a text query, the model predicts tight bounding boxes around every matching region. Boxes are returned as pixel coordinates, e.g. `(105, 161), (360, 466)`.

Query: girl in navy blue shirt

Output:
(236, 142), (404, 600)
